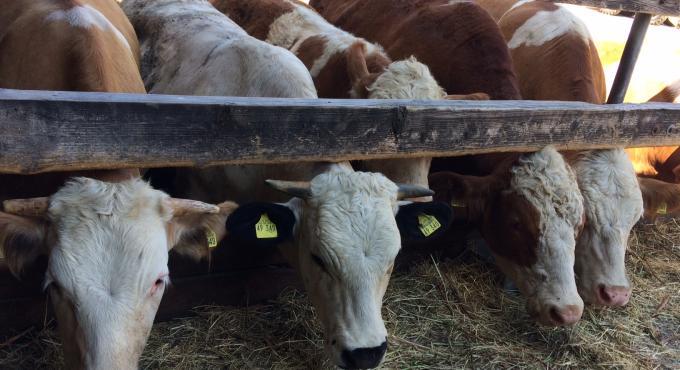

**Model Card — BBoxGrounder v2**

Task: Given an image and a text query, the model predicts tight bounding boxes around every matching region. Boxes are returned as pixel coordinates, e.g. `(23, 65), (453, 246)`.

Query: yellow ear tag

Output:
(657, 202), (668, 215)
(205, 228), (218, 249)
(255, 213), (278, 239)
(418, 213), (442, 237)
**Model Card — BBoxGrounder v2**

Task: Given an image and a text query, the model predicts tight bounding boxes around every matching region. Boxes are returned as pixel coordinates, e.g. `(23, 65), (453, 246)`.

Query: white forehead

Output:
(367, 57), (446, 100)
(511, 146), (584, 232)
(571, 149), (643, 228)
(45, 4), (131, 52)
(308, 170), (400, 262)
(46, 178), (170, 294)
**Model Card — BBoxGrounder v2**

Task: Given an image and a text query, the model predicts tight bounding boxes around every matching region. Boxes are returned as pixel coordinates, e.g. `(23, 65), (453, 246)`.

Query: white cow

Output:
(123, 1), (444, 368)
(1, 178), (235, 369)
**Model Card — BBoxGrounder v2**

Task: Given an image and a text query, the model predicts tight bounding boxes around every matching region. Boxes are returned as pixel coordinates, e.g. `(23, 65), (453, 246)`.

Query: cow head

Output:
(226, 168), (448, 369)
(346, 42), (445, 100)
(429, 147), (585, 326)
(0, 178), (236, 370)
(569, 149), (642, 307)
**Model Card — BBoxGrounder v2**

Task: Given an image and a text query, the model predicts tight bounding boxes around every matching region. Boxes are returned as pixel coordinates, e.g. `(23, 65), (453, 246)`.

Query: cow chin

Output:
(495, 255), (584, 327)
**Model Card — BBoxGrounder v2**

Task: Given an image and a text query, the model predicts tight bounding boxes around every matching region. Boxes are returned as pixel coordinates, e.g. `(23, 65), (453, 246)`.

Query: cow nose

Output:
(340, 341), (388, 369)
(597, 284), (631, 306)
(548, 304), (582, 326)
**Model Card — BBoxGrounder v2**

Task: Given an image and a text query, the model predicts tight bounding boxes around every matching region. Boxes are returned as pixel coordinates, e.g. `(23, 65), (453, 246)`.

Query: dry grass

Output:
(2, 220), (679, 369)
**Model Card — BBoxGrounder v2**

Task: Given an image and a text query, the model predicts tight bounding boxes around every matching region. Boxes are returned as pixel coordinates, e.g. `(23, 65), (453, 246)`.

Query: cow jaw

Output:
(488, 147), (584, 326)
(570, 149), (642, 307)
(294, 170), (399, 369)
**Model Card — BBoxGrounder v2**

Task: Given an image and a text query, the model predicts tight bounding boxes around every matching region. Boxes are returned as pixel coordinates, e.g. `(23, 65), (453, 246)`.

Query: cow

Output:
(209, 0), (488, 194)
(312, 0), (588, 326)
(473, 0), (643, 308)
(0, 1), (234, 369)
(626, 79), (680, 183)
(625, 80), (680, 220)
(122, 1), (445, 368)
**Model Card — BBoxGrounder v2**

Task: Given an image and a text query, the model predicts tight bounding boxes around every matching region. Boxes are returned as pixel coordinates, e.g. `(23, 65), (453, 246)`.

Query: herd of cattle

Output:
(1, 0), (679, 369)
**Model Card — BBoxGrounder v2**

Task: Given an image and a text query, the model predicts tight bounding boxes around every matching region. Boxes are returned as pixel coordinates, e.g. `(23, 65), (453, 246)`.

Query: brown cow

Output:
(0, 1), (231, 369)
(626, 79), (680, 183)
(313, 0), (586, 326)
(476, 0), (643, 308)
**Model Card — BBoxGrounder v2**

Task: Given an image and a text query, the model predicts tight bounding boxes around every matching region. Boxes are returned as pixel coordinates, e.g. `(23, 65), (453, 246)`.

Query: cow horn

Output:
(3, 197), (50, 217)
(166, 198), (220, 216)
(265, 179), (312, 199)
(397, 184), (434, 200)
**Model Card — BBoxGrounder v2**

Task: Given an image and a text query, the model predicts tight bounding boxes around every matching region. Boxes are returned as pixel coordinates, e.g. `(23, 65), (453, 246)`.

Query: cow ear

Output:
(0, 212), (49, 279)
(346, 41), (380, 98)
(638, 177), (680, 221)
(396, 201), (452, 242)
(167, 200), (238, 261)
(428, 171), (498, 222)
(225, 202), (297, 246)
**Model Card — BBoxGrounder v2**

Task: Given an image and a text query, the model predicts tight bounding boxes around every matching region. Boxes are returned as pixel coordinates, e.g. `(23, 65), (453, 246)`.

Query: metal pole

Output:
(606, 13), (652, 104)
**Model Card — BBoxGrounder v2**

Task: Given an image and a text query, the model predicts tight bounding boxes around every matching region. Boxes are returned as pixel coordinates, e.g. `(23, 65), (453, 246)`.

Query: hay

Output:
(2, 220), (679, 369)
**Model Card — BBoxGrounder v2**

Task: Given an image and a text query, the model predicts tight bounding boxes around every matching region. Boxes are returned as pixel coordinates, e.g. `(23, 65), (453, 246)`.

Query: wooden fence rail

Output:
(1, 89), (680, 174)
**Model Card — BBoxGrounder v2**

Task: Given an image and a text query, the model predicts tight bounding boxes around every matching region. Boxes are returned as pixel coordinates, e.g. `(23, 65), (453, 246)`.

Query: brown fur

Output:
(495, 1), (606, 103)
(0, 0), (144, 203)
(210, 0), (294, 40)
(638, 177), (680, 221)
(311, 0), (522, 100)
(429, 156), (540, 267)
(626, 83), (680, 182)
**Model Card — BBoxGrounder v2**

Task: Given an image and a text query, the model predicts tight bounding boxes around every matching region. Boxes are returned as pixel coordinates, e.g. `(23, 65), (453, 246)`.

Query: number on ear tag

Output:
(205, 228), (218, 248)
(256, 214), (278, 239)
(418, 214), (441, 237)
(657, 202), (668, 215)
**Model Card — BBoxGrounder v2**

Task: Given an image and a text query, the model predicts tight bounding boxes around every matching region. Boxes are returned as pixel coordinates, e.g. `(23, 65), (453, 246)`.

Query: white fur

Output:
(265, 2), (381, 78)
(507, 5), (591, 49)
(498, 0), (534, 21)
(44, 178), (171, 369)
(569, 149), (642, 303)
(46, 5), (131, 52)
(364, 57), (446, 100)
(506, 146), (584, 317)
(123, 0), (316, 98)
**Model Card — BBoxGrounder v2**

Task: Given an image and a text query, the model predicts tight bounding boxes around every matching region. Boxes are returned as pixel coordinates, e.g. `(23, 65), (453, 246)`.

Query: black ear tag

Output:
(396, 201), (452, 241)
(225, 202), (296, 246)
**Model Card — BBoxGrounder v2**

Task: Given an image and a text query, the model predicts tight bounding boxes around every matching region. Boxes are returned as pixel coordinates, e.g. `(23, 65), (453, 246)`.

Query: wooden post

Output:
(606, 12), (652, 104)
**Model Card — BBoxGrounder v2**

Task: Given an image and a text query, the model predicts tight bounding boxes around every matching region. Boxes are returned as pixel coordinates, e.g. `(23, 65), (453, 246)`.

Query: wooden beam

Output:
(2, 89), (680, 174)
(555, 0), (680, 16)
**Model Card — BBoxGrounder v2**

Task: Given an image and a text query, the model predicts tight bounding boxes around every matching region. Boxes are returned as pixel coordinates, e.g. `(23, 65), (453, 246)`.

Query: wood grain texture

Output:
(554, 0), (680, 16)
(2, 89), (680, 174)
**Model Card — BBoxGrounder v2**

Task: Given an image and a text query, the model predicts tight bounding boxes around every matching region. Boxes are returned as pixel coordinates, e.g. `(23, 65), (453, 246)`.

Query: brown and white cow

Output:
(123, 1), (442, 368)
(625, 80), (680, 220)
(0, 1), (232, 369)
(313, 0), (586, 326)
(480, 0), (643, 307)
(210, 0), (488, 193)
(626, 80), (680, 183)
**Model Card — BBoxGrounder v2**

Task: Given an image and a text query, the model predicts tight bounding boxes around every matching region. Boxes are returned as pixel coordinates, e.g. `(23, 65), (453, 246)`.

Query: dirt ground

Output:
(2, 218), (679, 369)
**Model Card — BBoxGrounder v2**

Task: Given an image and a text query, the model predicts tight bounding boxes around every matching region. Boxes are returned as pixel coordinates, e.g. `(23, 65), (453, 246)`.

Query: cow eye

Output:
(311, 254), (329, 274)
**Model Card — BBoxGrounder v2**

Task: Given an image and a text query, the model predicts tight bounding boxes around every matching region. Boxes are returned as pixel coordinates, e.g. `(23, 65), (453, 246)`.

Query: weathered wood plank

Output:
(2, 89), (680, 174)
(555, 0), (680, 16)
